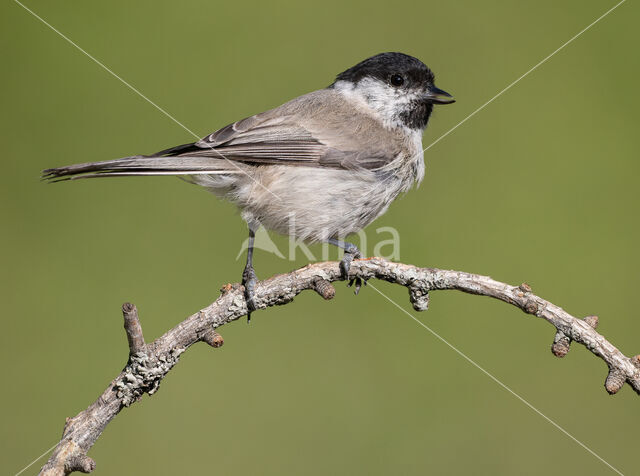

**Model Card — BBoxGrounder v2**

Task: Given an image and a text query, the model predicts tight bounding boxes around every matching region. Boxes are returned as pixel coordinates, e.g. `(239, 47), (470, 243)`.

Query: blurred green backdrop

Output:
(2, 0), (639, 474)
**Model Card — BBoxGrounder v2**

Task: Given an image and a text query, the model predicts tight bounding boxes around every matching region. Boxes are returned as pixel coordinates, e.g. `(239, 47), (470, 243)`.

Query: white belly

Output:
(246, 167), (399, 241)
(223, 159), (420, 242)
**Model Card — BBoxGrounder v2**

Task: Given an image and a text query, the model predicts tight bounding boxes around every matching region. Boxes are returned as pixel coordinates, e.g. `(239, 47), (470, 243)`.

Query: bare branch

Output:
(39, 258), (640, 475)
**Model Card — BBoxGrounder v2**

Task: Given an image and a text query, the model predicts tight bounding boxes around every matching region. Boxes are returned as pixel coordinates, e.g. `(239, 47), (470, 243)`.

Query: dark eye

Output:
(390, 74), (405, 87)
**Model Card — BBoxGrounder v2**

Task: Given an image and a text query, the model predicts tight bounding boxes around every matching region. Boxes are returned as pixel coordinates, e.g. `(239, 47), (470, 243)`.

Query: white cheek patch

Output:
(334, 79), (422, 129)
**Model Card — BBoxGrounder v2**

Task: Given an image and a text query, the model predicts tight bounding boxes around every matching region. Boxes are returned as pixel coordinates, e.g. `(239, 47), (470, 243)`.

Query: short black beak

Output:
(425, 86), (455, 105)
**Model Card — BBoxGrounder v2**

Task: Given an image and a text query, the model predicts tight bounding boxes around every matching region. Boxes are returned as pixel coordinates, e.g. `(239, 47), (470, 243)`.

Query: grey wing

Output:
(183, 90), (399, 170)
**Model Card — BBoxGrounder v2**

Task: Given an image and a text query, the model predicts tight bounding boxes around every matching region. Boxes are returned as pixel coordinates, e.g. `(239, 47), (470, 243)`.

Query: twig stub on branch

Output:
(122, 302), (145, 355)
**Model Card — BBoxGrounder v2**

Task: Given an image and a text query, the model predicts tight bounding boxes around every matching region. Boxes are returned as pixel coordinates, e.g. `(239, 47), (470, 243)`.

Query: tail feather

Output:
(42, 144), (242, 182)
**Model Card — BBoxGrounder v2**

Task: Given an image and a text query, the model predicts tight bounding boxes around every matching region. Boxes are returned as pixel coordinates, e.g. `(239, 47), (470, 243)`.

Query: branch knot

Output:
(408, 280), (430, 311)
(65, 455), (95, 474)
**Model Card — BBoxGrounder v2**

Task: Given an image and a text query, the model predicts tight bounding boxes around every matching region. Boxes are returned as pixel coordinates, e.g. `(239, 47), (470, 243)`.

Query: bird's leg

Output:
(328, 238), (366, 294)
(242, 226), (258, 322)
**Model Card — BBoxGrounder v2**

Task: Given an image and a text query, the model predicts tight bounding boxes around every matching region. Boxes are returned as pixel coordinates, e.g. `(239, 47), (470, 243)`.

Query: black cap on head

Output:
(331, 52), (453, 131)
(333, 52), (435, 87)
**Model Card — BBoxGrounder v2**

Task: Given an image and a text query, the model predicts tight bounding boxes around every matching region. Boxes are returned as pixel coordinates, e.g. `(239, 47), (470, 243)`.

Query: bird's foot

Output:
(339, 244), (366, 294)
(242, 265), (258, 322)
(347, 276), (368, 295)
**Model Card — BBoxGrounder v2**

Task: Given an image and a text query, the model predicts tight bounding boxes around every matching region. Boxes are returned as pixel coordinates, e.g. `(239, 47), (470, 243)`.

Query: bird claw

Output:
(242, 265), (258, 322)
(348, 277), (368, 295)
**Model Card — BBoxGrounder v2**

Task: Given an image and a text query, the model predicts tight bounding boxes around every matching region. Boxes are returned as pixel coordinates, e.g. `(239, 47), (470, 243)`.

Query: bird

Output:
(43, 52), (455, 320)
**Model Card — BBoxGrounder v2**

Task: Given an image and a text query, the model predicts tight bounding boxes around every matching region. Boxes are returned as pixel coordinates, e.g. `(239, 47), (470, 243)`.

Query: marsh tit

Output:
(43, 52), (455, 319)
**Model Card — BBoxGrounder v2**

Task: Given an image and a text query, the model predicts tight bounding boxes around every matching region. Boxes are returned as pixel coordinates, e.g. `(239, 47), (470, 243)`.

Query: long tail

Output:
(42, 142), (243, 182)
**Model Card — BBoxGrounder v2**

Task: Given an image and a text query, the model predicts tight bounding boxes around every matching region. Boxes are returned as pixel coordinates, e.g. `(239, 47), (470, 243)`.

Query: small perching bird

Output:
(43, 52), (455, 319)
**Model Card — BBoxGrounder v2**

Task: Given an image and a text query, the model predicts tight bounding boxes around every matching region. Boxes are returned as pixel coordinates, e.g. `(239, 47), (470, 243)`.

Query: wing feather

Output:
(187, 89), (402, 170)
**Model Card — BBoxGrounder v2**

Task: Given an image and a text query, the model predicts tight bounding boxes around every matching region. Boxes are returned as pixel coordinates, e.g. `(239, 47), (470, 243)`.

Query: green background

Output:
(2, 1), (639, 474)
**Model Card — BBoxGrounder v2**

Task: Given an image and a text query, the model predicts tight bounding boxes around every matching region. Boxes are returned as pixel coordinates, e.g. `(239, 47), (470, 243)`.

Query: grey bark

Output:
(39, 258), (640, 475)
